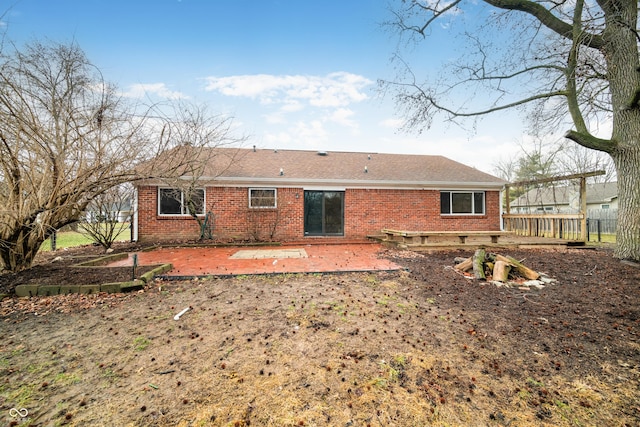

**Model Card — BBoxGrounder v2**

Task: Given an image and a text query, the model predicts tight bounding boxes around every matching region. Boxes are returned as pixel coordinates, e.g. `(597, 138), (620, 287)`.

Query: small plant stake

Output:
(174, 307), (190, 321)
(132, 253), (138, 280)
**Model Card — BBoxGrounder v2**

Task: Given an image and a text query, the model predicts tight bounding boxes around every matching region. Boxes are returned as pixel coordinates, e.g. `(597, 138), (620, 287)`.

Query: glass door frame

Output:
(303, 190), (345, 236)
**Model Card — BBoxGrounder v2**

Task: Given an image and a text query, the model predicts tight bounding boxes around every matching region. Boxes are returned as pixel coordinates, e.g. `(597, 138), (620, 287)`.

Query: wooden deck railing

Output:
(502, 213), (585, 241)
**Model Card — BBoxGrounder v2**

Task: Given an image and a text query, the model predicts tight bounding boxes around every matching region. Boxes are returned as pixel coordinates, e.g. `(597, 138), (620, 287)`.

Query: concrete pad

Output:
(106, 244), (403, 277)
(230, 248), (308, 260)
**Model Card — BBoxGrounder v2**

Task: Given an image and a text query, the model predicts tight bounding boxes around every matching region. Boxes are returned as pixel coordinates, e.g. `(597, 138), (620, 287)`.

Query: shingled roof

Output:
(150, 147), (505, 189)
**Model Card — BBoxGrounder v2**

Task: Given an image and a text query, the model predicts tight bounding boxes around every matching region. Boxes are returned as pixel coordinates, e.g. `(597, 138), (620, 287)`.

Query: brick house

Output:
(133, 148), (505, 242)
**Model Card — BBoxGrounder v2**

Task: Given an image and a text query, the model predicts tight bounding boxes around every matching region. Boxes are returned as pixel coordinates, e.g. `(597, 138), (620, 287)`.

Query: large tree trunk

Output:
(612, 148), (640, 261)
(0, 228), (46, 272)
(606, 31), (640, 261)
(603, 1), (640, 262)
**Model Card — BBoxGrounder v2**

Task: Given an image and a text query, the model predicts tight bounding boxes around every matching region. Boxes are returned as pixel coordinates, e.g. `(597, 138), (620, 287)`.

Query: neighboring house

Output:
(510, 182), (618, 213)
(133, 148), (505, 242)
(85, 200), (133, 223)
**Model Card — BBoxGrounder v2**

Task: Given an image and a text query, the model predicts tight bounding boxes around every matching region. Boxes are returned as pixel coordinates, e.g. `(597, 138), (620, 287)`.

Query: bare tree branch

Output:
(484, 0), (604, 49)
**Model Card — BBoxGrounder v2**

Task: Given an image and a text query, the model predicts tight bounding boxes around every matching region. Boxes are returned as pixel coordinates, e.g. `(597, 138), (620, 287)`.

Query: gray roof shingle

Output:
(195, 148), (505, 189)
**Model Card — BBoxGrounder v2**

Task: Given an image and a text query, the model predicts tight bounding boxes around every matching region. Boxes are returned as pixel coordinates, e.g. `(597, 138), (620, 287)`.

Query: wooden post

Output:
(504, 186), (511, 231)
(579, 177), (587, 242)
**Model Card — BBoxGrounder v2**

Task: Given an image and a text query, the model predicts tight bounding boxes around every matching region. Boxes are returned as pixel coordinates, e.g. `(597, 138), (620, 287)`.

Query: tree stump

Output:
(492, 260), (511, 282)
(472, 248), (486, 280)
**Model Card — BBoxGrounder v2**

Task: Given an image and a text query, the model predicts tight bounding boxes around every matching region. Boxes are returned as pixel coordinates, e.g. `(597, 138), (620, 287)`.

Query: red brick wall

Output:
(136, 185), (501, 242)
(345, 189), (501, 236)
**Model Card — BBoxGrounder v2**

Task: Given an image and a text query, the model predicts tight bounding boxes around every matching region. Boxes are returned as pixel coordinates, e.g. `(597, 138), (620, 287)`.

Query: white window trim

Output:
(249, 188), (277, 209)
(440, 191), (486, 216)
(158, 187), (206, 216)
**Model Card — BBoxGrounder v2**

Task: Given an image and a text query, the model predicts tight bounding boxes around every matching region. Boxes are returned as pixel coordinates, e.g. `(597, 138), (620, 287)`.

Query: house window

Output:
(601, 204), (610, 209)
(158, 188), (205, 216)
(249, 188), (277, 208)
(440, 191), (485, 215)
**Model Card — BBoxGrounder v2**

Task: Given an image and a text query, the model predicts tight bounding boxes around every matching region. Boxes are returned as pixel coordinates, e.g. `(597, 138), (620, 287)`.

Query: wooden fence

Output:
(503, 210), (617, 242)
(502, 213), (584, 240)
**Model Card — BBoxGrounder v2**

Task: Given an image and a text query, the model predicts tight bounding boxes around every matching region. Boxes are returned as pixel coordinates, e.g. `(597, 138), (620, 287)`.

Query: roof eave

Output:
(211, 177), (504, 189)
(137, 176), (505, 190)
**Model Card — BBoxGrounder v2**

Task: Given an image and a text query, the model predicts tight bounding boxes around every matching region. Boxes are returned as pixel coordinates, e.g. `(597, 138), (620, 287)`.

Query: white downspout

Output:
(132, 186), (139, 242)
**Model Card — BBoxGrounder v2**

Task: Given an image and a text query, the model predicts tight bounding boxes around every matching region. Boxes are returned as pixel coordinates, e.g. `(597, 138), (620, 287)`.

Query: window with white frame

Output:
(158, 188), (205, 215)
(249, 188), (277, 208)
(440, 191), (485, 215)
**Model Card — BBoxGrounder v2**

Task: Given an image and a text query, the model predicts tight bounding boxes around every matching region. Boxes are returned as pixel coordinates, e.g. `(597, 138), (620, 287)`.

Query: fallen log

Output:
(494, 254), (540, 280)
(492, 260), (511, 282)
(472, 248), (486, 280)
(454, 257), (473, 272)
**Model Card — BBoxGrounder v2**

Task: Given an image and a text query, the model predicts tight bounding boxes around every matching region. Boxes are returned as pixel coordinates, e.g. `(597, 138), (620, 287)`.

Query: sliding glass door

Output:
(304, 191), (344, 236)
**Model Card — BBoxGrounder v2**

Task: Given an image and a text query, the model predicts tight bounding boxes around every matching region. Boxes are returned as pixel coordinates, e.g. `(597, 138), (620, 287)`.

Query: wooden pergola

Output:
(503, 170), (606, 242)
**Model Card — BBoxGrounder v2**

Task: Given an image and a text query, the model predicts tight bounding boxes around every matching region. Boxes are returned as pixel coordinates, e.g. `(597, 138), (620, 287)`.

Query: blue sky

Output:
(2, 0), (528, 174)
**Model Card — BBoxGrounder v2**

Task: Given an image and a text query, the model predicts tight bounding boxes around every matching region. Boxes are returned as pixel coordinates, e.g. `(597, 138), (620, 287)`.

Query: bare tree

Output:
(0, 41), (238, 272)
(556, 143), (616, 184)
(79, 184), (133, 251)
(384, 0), (640, 261)
(152, 101), (247, 240)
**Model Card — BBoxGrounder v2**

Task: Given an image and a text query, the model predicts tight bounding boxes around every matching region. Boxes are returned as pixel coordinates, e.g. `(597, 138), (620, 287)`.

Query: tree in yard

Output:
(152, 101), (247, 240)
(383, 0), (639, 261)
(78, 184), (134, 251)
(0, 40), (240, 272)
(494, 139), (562, 203)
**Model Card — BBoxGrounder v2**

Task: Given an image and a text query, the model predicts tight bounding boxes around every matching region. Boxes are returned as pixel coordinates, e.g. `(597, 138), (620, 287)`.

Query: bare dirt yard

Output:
(1, 244), (639, 426)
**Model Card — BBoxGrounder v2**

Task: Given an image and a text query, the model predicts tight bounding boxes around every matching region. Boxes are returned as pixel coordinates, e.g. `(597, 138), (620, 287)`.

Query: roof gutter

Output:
(136, 176), (505, 190)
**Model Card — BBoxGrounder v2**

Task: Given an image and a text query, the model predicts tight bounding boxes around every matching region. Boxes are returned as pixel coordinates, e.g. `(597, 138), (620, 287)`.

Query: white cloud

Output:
(204, 72), (372, 110)
(328, 108), (357, 129)
(263, 120), (330, 150)
(121, 83), (188, 100)
(264, 130), (293, 145)
(292, 120), (330, 148)
(263, 111), (287, 125)
(379, 117), (404, 129)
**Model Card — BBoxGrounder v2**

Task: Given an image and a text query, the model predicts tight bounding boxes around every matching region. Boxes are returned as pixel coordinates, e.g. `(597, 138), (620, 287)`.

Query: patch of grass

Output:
(6, 383), (36, 408)
(396, 301), (417, 313)
(41, 231), (93, 251)
(100, 366), (120, 382)
(40, 226), (130, 252)
(369, 377), (389, 389)
(365, 274), (378, 285)
(518, 389), (531, 400)
(587, 233), (616, 243)
(133, 336), (151, 351)
(376, 296), (390, 306)
(54, 372), (82, 386)
(392, 354), (407, 367)
(526, 377), (544, 387)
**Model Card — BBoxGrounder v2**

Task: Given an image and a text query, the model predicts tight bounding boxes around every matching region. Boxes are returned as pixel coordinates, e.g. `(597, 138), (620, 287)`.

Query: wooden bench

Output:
(381, 229), (510, 246)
